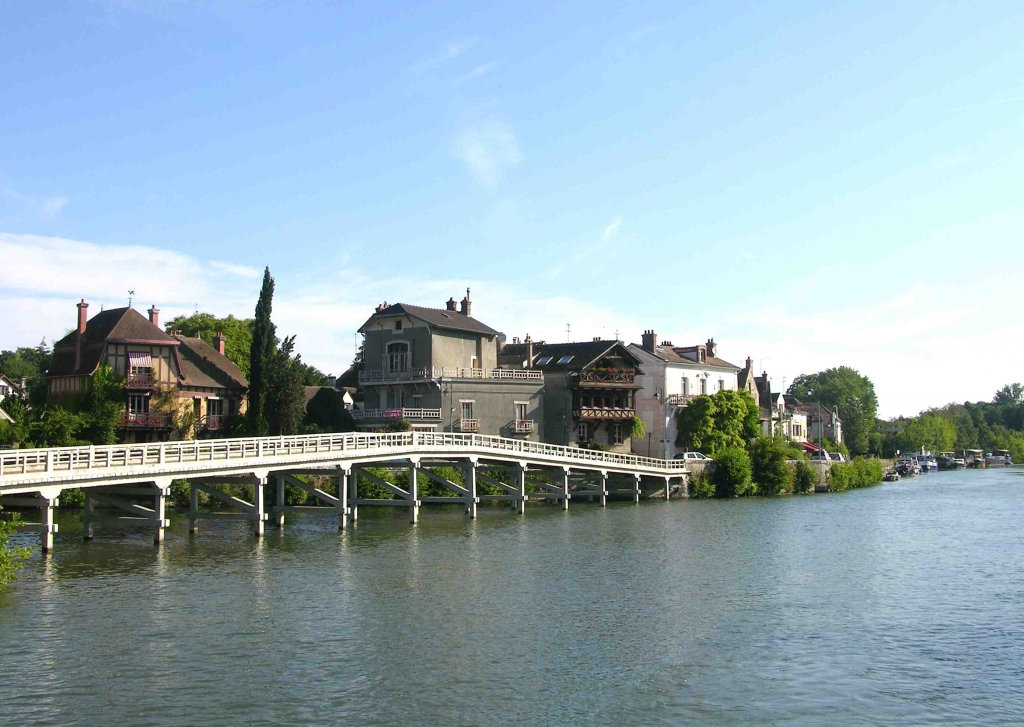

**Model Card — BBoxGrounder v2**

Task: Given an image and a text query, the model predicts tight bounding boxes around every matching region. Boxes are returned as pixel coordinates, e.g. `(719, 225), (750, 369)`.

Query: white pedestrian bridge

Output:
(0, 431), (689, 550)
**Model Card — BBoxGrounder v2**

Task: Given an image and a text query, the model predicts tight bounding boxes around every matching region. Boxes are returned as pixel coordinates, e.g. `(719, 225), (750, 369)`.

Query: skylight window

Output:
(536, 356), (554, 365)
(557, 355), (574, 365)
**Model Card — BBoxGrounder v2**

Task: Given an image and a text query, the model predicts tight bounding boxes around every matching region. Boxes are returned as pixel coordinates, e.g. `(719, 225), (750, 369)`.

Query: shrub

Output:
(0, 507), (32, 586)
(749, 436), (794, 495)
(689, 470), (715, 499)
(58, 488), (85, 509)
(828, 457), (884, 492)
(711, 446), (753, 497)
(793, 460), (816, 494)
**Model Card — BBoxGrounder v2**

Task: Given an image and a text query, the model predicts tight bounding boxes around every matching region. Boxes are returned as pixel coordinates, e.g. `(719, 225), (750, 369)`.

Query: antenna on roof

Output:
(566, 323), (571, 342)
(614, 329), (619, 341)
(127, 290), (135, 307)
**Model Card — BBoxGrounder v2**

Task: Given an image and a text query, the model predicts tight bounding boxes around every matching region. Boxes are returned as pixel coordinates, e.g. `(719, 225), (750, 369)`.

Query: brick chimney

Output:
(148, 305), (160, 327)
(525, 334), (534, 368)
(75, 299), (89, 372)
(641, 330), (656, 353)
(213, 331), (226, 356)
(460, 288), (471, 317)
(446, 297), (457, 312)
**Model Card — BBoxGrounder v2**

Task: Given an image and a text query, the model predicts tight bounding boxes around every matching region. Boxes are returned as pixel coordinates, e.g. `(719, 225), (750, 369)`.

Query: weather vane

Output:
(127, 290), (135, 307)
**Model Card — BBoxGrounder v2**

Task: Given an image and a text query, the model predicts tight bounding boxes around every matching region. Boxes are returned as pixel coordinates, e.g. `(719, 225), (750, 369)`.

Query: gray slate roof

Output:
(173, 336), (248, 390)
(358, 303), (500, 336)
(49, 307), (178, 377)
(498, 340), (643, 372)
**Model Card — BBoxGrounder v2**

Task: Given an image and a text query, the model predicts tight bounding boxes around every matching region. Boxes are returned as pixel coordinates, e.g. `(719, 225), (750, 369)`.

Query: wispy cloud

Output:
(452, 116), (523, 187)
(211, 261), (262, 278)
(0, 183), (69, 219)
(412, 37), (479, 75)
(455, 62), (496, 85)
(545, 217), (625, 281)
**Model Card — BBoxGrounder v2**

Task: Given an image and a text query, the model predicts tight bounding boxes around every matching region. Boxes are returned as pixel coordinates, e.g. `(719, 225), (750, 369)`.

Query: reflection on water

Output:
(2, 470), (1023, 726)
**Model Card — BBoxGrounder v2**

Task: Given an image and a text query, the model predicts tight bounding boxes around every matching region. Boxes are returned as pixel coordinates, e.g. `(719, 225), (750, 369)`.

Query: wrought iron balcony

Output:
(352, 408), (442, 420)
(572, 407), (635, 421)
(121, 411), (171, 428)
(666, 394), (694, 406)
(575, 369), (640, 388)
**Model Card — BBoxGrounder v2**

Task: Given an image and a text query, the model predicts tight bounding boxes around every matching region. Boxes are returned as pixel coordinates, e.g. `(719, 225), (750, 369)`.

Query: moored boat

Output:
(937, 452), (966, 470)
(964, 449), (986, 468)
(985, 449), (1014, 467)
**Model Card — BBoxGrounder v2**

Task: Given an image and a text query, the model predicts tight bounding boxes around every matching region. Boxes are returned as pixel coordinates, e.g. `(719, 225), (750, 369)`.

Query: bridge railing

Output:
(0, 431), (687, 480)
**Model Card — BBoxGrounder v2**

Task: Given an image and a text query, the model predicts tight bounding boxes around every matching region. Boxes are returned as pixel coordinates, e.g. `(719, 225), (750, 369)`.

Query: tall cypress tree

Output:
(247, 267), (276, 436)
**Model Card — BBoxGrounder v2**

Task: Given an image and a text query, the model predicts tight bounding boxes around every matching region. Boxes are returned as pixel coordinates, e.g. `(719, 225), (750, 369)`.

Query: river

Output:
(1, 468), (1022, 726)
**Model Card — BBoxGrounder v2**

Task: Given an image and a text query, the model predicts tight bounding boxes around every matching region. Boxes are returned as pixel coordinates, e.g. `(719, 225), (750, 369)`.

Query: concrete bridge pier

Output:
(0, 491), (60, 552)
(463, 458), (478, 518)
(337, 468), (349, 530)
(273, 476), (285, 529)
(79, 481), (169, 544)
(408, 459), (420, 524)
(253, 477), (266, 537)
(559, 467), (570, 511)
(632, 473), (641, 503)
(515, 462), (527, 515)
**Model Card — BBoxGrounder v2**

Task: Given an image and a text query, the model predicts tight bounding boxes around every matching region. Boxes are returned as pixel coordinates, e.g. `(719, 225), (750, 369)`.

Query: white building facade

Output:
(628, 333), (742, 459)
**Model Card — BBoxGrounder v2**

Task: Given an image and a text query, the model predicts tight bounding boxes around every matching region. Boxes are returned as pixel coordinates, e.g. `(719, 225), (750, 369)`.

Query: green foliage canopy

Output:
(0, 507), (32, 587)
(304, 388), (355, 433)
(788, 366), (878, 455)
(164, 312), (254, 378)
(710, 446), (753, 497)
(749, 436), (793, 495)
(675, 389), (759, 456)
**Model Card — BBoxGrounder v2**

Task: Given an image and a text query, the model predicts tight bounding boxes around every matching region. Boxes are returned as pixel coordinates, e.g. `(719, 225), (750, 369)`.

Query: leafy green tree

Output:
(30, 407), (86, 447)
(78, 364), (124, 445)
(247, 268), (277, 436)
(626, 415), (646, 439)
(793, 460), (816, 494)
(749, 436), (793, 495)
(304, 388), (355, 433)
(164, 312), (254, 378)
(0, 507), (32, 586)
(0, 339), (51, 408)
(710, 446), (753, 497)
(265, 336), (307, 436)
(675, 389), (759, 456)
(788, 367), (878, 456)
(897, 412), (956, 454)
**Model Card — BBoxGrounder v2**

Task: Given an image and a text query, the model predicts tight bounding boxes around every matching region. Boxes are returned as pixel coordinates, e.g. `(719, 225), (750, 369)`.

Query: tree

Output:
(675, 389), (760, 456)
(749, 436), (793, 495)
(78, 364), (124, 445)
(164, 313), (254, 377)
(0, 507), (32, 587)
(898, 412), (957, 454)
(265, 336), (307, 436)
(788, 367), (878, 456)
(0, 339), (51, 408)
(710, 446), (753, 497)
(304, 388), (355, 433)
(247, 268), (277, 436)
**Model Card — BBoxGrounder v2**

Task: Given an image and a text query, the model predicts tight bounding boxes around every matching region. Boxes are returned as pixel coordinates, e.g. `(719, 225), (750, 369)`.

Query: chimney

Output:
(446, 297), (457, 312)
(327, 374), (337, 388)
(148, 305), (160, 327)
(525, 334), (534, 368)
(706, 338), (717, 357)
(213, 331), (226, 356)
(593, 336), (601, 342)
(641, 330), (656, 353)
(75, 299), (89, 372)
(460, 288), (471, 317)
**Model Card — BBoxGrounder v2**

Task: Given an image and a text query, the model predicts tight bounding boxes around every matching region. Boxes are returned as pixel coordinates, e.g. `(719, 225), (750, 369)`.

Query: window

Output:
(682, 377), (690, 397)
(576, 422), (589, 441)
(536, 356), (553, 365)
(515, 402), (527, 421)
(461, 401), (474, 420)
(127, 393), (148, 414)
(719, 379), (725, 392)
(700, 377), (708, 395)
(395, 320), (402, 331)
(611, 422), (624, 445)
(557, 355), (574, 365)
(208, 399), (224, 417)
(386, 341), (410, 372)
(412, 395), (422, 409)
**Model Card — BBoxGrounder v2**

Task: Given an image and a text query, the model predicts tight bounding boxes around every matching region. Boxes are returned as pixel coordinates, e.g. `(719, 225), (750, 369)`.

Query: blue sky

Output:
(2, 1), (1023, 417)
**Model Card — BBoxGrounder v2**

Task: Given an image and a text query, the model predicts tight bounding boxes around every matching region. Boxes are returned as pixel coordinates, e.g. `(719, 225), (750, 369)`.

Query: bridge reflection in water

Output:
(0, 431), (689, 549)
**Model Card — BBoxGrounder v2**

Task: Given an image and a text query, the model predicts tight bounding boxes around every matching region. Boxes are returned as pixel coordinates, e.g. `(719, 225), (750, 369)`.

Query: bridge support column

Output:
(464, 459), (477, 519)
(188, 481), (199, 534)
(408, 460), (419, 524)
(515, 462), (526, 515)
(1, 493), (60, 552)
(632, 474), (641, 503)
(274, 476), (285, 529)
(152, 483), (168, 545)
(599, 472), (608, 507)
(338, 469), (349, 530)
(349, 471), (358, 524)
(254, 478), (266, 537)
(665, 476), (671, 501)
(41, 495), (58, 551)
(559, 467), (570, 511)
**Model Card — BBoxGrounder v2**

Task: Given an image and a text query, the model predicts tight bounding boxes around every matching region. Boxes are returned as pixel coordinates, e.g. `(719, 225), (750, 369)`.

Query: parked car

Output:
(829, 452), (848, 463)
(809, 450), (831, 461)
(673, 452), (711, 462)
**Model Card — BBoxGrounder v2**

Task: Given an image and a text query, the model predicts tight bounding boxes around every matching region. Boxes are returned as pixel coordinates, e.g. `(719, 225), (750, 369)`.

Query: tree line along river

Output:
(1, 467), (1022, 726)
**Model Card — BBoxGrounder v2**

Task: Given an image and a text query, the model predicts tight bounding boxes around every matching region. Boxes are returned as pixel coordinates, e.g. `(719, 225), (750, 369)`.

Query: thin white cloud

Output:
(411, 37), (479, 74)
(0, 184), (69, 219)
(211, 261), (262, 278)
(455, 62), (496, 85)
(601, 217), (623, 243)
(545, 216), (624, 280)
(452, 116), (523, 187)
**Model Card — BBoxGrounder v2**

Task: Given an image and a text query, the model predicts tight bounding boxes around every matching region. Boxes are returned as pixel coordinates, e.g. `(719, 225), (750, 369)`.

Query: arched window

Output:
(386, 341), (410, 373)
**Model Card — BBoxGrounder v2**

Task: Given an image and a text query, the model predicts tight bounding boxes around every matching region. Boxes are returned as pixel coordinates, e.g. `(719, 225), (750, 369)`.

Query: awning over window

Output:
(128, 352), (153, 369)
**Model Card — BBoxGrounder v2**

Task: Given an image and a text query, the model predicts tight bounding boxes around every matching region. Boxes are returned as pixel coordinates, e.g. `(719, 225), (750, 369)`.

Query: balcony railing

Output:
(513, 419), (535, 434)
(459, 418), (480, 432)
(352, 408), (442, 421)
(573, 407), (635, 421)
(578, 370), (636, 384)
(359, 367), (542, 384)
(121, 412), (171, 428)
(667, 394), (694, 406)
(205, 414), (226, 430)
(125, 372), (155, 388)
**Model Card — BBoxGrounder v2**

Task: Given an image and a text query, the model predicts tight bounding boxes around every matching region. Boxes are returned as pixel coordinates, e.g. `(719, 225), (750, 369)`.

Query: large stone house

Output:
(627, 333), (744, 458)
(753, 374), (809, 443)
(791, 400), (843, 445)
(498, 337), (644, 454)
(47, 300), (247, 442)
(355, 291), (544, 438)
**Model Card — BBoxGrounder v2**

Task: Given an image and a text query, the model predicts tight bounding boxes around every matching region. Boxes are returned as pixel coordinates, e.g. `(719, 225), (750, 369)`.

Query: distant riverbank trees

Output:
(788, 366), (878, 456)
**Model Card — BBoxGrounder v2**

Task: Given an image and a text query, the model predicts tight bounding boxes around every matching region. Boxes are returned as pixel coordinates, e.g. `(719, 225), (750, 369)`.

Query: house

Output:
(754, 377), (809, 444)
(627, 333), (744, 458)
(355, 290), (544, 437)
(0, 374), (23, 402)
(47, 300), (247, 442)
(498, 337), (643, 454)
(792, 401), (843, 445)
